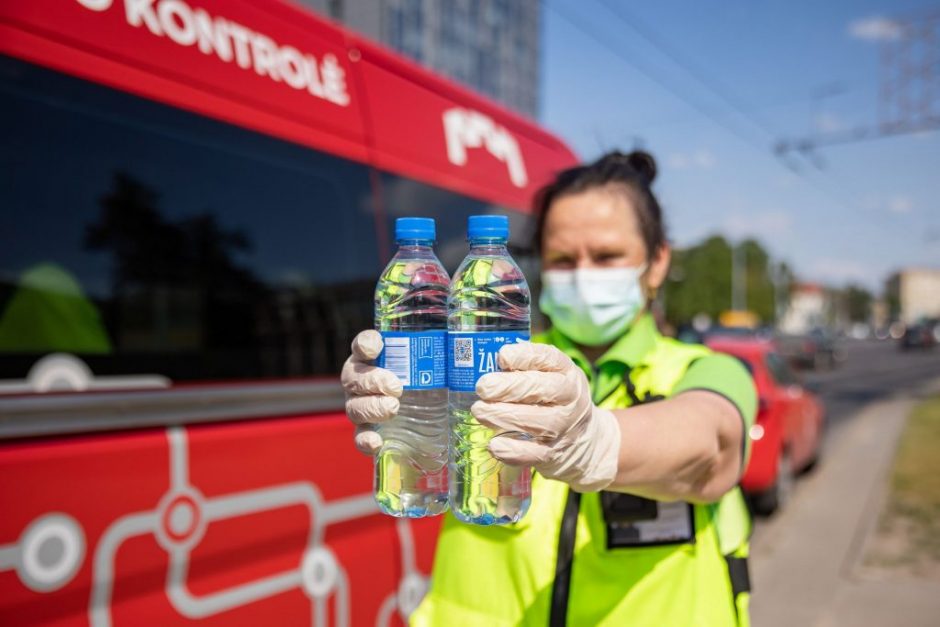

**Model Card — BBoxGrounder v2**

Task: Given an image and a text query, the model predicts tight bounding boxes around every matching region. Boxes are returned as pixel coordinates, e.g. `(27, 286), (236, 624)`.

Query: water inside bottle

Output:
(374, 252), (450, 517)
(449, 248), (532, 525)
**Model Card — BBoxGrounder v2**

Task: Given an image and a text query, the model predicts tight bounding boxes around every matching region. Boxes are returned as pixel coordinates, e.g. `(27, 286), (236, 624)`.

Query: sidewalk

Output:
(750, 380), (940, 627)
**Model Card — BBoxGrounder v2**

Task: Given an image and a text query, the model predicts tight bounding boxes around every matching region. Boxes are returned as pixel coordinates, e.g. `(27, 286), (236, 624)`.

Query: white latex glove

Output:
(341, 330), (402, 455)
(472, 342), (622, 492)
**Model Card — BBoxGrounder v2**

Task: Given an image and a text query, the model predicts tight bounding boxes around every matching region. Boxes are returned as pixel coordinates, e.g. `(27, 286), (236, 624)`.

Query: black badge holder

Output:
(599, 368), (694, 548)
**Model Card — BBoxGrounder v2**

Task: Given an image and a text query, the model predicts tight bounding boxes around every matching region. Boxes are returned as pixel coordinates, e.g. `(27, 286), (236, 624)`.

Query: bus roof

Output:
(0, 0), (578, 211)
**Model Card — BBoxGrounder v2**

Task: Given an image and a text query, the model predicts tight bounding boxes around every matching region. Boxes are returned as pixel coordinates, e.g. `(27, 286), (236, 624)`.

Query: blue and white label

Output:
(447, 331), (530, 392)
(377, 330), (446, 389)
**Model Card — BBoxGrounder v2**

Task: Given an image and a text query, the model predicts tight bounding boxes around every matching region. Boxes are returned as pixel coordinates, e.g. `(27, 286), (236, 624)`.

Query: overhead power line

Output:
(544, 0), (770, 154)
(544, 0), (872, 216)
(594, 0), (779, 143)
(776, 11), (940, 157)
(775, 119), (940, 155)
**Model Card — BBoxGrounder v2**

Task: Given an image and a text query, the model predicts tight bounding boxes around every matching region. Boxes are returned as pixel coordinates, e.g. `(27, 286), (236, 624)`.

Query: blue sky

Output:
(539, 0), (940, 292)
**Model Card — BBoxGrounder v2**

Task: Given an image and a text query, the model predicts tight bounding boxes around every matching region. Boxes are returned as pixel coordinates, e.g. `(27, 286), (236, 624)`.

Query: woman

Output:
(342, 151), (756, 626)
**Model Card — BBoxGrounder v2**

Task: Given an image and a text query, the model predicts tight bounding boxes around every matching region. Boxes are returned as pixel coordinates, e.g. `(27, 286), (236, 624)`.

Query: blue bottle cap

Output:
(467, 215), (509, 240)
(395, 217), (436, 242)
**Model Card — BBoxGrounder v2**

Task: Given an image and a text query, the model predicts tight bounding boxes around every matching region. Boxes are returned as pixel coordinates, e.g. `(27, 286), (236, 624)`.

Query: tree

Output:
(843, 284), (873, 323)
(740, 238), (774, 323)
(663, 235), (732, 325)
(662, 235), (784, 327)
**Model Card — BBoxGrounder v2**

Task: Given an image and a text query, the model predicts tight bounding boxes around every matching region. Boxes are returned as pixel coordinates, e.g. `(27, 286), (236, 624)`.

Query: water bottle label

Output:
(377, 331), (447, 390)
(447, 331), (530, 392)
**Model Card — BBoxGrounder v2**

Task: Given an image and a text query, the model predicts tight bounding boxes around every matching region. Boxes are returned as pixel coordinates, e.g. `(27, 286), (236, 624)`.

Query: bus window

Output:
(377, 173), (537, 282)
(0, 56), (381, 384)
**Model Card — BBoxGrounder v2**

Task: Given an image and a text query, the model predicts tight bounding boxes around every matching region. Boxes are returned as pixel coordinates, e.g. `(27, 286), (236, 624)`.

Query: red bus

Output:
(0, 2), (577, 625)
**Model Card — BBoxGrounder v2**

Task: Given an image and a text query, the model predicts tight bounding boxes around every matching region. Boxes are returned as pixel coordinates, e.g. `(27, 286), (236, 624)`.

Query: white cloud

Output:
(773, 173), (800, 190)
(858, 194), (915, 214)
(887, 195), (913, 214)
(667, 149), (716, 170)
(723, 209), (793, 240)
(667, 153), (689, 169)
(694, 150), (716, 169)
(814, 112), (843, 133)
(848, 16), (902, 42)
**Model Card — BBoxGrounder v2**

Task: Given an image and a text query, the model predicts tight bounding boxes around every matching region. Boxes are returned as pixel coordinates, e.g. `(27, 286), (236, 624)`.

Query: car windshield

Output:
(765, 352), (799, 386)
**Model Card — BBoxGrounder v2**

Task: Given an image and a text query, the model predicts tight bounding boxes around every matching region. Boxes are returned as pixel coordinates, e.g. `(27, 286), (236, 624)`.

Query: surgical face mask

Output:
(539, 265), (648, 347)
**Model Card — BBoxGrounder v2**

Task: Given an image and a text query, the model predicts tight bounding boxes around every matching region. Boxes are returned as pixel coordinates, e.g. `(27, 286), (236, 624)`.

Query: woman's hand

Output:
(341, 330), (402, 455)
(472, 343), (621, 492)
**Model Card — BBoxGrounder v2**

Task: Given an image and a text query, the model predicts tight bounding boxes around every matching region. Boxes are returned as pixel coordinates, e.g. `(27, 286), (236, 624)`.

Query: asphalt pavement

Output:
(806, 338), (940, 433)
(749, 338), (940, 627)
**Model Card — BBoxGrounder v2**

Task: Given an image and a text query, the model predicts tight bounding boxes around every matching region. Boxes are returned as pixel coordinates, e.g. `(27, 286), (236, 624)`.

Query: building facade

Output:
(300, 0), (541, 118)
(886, 268), (940, 324)
(779, 283), (830, 335)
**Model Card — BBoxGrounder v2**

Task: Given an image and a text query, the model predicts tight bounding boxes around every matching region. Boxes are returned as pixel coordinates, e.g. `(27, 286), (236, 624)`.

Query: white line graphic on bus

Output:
(0, 427), (427, 626)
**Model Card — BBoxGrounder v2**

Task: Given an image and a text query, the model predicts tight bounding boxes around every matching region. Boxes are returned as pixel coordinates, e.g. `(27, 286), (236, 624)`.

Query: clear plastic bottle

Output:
(373, 218), (450, 517)
(447, 215), (532, 525)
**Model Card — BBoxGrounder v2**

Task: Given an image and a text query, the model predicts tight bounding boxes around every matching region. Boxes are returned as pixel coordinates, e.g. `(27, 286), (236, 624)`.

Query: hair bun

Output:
(627, 150), (657, 184)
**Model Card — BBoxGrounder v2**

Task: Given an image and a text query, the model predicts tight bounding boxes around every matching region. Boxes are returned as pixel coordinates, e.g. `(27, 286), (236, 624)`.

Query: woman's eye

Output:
(596, 253), (624, 265)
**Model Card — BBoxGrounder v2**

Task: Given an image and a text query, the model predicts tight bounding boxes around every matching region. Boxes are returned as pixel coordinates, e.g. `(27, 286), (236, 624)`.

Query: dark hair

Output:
(533, 150), (665, 260)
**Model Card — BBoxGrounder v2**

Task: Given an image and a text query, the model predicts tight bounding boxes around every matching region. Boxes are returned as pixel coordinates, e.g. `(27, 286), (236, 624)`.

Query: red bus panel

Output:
(0, 414), (441, 626)
(0, 2), (578, 625)
(0, 0), (370, 164)
(352, 36), (577, 212)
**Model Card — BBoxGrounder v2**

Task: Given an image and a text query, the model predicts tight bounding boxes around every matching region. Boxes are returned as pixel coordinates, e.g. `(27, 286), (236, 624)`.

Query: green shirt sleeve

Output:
(671, 352), (758, 461)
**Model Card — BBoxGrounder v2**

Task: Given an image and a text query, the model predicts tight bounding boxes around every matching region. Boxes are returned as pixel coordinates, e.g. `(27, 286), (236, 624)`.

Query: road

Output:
(805, 338), (940, 435)
(753, 337), (940, 539)
(750, 338), (940, 627)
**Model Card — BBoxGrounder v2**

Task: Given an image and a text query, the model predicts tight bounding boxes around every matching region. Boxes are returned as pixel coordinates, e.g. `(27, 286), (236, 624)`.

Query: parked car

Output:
(706, 337), (826, 515)
(775, 327), (840, 370)
(899, 320), (938, 350)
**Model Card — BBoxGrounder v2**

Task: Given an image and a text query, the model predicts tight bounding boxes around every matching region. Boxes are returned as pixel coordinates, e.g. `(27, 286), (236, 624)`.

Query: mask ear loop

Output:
(636, 262), (656, 302)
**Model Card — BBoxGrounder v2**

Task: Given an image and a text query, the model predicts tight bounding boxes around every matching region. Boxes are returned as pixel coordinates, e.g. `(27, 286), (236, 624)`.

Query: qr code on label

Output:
(454, 337), (473, 367)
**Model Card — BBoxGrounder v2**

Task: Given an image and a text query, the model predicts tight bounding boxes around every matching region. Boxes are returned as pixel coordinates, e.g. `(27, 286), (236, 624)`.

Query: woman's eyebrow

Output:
(590, 244), (629, 256)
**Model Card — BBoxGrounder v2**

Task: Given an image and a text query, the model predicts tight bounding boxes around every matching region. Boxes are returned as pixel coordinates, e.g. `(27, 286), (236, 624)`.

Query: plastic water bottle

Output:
(373, 218), (450, 517)
(447, 215), (532, 525)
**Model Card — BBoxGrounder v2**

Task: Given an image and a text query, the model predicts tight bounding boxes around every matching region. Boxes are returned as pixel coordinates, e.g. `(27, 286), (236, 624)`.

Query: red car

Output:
(706, 336), (826, 515)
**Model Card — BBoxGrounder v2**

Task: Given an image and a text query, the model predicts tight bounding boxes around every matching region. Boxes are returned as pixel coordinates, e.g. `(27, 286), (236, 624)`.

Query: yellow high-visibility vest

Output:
(412, 315), (755, 626)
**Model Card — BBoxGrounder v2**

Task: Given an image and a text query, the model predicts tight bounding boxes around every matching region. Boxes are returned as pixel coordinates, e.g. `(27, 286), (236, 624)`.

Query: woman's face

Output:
(541, 187), (670, 292)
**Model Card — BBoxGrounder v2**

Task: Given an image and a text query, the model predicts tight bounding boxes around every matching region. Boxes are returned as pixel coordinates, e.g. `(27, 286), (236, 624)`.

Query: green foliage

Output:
(662, 235), (788, 326)
(843, 284), (874, 322)
(869, 395), (940, 568)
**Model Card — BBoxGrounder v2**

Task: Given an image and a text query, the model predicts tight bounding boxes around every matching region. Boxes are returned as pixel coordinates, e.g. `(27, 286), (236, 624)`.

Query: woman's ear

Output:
(645, 244), (671, 298)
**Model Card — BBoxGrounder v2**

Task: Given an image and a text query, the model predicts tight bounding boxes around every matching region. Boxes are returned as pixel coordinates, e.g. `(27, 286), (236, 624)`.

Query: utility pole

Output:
(771, 261), (787, 326)
(775, 10), (940, 157)
(731, 242), (746, 311)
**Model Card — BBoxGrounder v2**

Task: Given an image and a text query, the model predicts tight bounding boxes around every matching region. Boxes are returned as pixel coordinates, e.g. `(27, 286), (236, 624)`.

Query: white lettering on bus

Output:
(303, 54), (325, 98)
(159, 0), (198, 47)
(193, 9), (232, 62)
(226, 21), (253, 69)
(75, 0), (351, 107)
(126, 0), (163, 35)
(320, 54), (350, 106)
(278, 46), (306, 90)
(443, 108), (528, 188)
(76, 0), (113, 11)
(249, 33), (279, 80)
